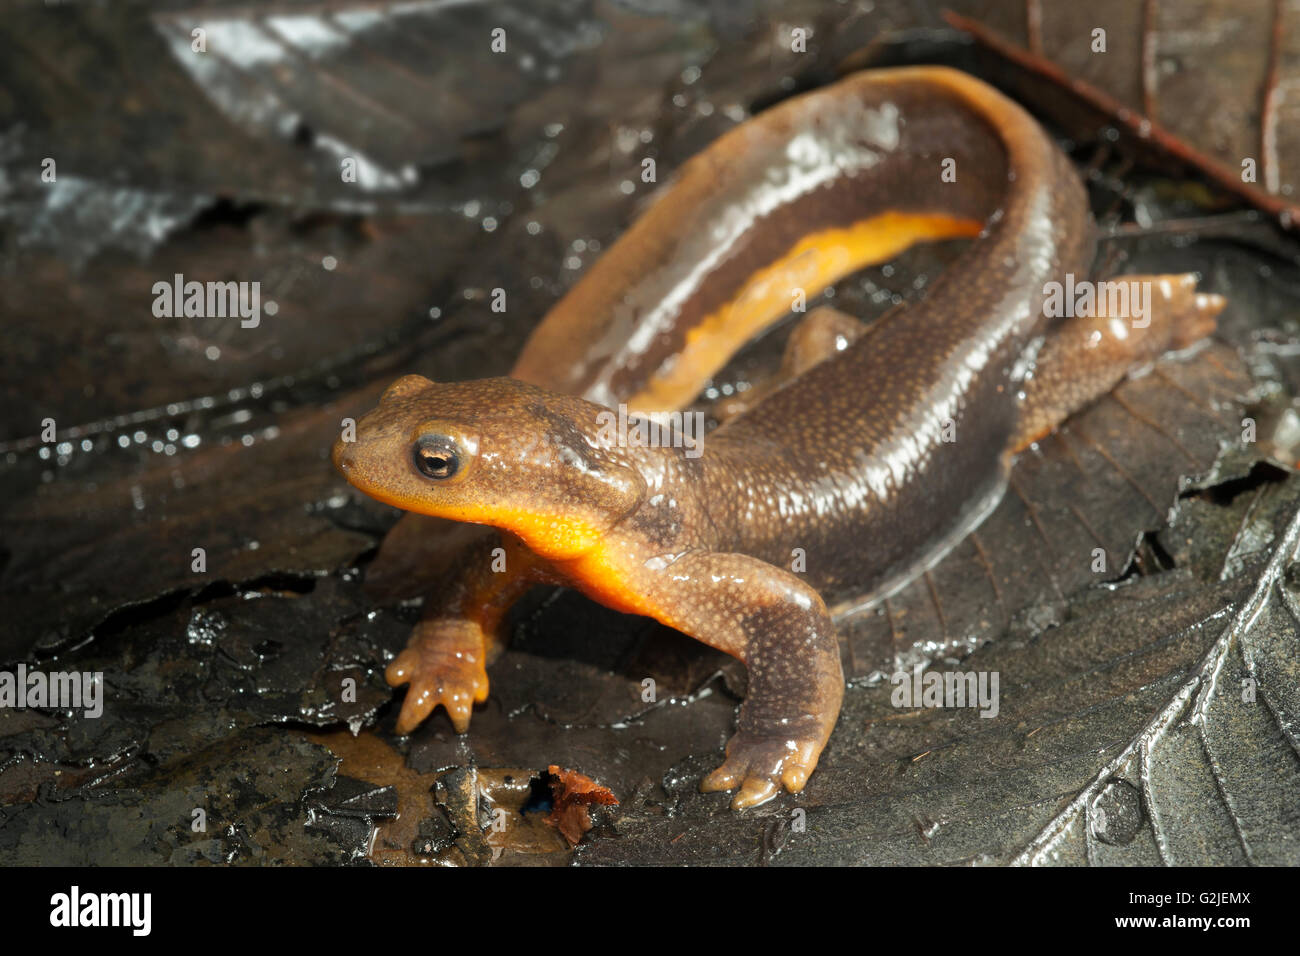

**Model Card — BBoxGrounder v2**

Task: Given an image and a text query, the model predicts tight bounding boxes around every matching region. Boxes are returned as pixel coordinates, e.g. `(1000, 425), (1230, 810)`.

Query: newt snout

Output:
(335, 374), (648, 561)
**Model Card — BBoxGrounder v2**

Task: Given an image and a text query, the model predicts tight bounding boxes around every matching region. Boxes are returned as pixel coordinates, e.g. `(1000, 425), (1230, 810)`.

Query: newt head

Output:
(333, 374), (647, 560)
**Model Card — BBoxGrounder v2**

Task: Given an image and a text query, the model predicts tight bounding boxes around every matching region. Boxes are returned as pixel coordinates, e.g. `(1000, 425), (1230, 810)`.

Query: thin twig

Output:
(1141, 0), (1158, 121)
(1026, 0), (1043, 56)
(1261, 0), (1285, 196)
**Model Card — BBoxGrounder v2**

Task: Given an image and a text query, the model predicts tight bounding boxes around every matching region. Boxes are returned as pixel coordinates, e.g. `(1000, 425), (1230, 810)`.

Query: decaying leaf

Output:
(545, 765), (620, 847)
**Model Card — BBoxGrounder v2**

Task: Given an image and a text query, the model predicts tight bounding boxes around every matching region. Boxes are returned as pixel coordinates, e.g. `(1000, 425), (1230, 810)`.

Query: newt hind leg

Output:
(716, 306), (869, 420)
(1010, 273), (1226, 453)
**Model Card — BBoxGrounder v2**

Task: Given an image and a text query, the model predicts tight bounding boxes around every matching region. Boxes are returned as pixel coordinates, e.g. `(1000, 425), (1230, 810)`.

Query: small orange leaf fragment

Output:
(544, 765), (618, 846)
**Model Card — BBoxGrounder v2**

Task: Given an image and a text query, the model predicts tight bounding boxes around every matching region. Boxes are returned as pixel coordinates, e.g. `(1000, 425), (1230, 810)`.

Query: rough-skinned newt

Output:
(333, 67), (1225, 809)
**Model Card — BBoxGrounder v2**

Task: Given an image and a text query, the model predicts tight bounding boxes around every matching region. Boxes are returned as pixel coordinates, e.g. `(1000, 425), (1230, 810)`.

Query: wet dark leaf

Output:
(3, 0), (1299, 867)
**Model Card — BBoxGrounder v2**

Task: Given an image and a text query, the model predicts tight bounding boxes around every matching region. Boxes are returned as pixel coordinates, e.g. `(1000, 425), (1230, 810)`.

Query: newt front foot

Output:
(701, 731), (825, 809)
(385, 620), (490, 734)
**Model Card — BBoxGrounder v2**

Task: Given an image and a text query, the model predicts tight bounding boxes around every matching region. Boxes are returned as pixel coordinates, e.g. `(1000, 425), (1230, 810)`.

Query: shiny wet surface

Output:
(3, 0), (1300, 864)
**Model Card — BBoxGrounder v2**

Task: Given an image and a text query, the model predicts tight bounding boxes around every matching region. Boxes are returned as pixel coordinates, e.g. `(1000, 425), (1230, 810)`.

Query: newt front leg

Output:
(385, 532), (550, 733)
(567, 546), (844, 808)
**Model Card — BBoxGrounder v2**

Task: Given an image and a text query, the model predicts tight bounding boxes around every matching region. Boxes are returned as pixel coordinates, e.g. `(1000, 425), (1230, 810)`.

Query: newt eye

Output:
(413, 434), (461, 480)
